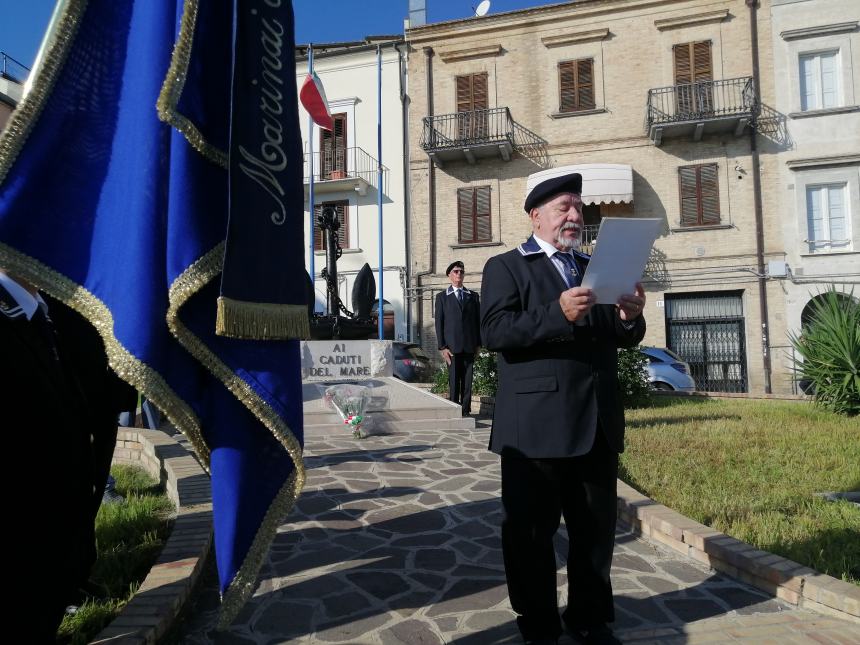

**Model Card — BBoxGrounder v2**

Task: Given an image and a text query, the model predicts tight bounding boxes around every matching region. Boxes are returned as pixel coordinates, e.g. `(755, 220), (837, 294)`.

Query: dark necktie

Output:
(555, 252), (580, 289)
(31, 306), (60, 361)
(457, 288), (463, 303)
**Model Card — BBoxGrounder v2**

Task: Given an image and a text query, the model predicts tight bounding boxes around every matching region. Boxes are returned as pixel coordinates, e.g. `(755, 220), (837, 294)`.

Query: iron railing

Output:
(580, 224), (599, 254)
(646, 77), (755, 129)
(0, 52), (29, 83)
(303, 146), (387, 191)
(421, 107), (544, 151)
(665, 292), (748, 393)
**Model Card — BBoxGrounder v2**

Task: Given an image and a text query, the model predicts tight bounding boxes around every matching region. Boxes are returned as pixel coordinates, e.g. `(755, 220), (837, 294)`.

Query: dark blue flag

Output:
(0, 0), (306, 626)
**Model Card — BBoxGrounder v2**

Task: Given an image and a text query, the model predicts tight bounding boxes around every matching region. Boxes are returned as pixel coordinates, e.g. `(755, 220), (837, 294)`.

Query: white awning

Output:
(525, 163), (633, 205)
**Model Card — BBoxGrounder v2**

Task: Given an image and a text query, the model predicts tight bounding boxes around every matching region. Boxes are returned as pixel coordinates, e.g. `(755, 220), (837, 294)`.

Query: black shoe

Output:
(524, 639), (557, 645)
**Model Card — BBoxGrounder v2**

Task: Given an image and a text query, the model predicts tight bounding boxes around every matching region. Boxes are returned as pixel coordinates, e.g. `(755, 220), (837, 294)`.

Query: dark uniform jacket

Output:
(480, 236), (645, 458)
(1, 283), (136, 628)
(435, 286), (481, 354)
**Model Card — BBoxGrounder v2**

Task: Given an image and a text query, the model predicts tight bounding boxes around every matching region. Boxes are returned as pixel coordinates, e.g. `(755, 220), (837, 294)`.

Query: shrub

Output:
(432, 347), (647, 406)
(431, 363), (448, 394)
(472, 349), (498, 397)
(430, 349), (497, 397)
(618, 346), (651, 407)
(790, 289), (860, 416)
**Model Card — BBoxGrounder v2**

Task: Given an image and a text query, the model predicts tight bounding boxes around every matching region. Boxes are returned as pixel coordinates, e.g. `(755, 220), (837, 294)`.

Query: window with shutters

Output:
(314, 201), (349, 251)
(673, 41), (713, 116)
(799, 51), (840, 111)
(320, 113), (347, 179)
(558, 59), (595, 112)
(678, 164), (720, 227)
(455, 73), (489, 140)
(457, 186), (492, 244)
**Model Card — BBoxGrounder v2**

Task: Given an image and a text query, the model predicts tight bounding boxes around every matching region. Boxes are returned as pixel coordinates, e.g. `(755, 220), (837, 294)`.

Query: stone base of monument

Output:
(301, 340), (474, 436)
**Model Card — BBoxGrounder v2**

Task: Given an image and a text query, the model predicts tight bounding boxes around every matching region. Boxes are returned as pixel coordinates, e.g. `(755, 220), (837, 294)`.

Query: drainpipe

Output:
(396, 41), (412, 340)
(414, 46), (437, 345)
(747, 0), (772, 393)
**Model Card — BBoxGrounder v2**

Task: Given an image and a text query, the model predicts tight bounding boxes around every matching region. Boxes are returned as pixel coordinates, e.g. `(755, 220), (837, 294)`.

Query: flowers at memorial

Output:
(324, 384), (372, 438)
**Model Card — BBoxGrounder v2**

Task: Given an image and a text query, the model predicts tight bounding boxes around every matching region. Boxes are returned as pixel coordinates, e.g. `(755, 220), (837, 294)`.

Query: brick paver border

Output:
(470, 391), (858, 624)
(615, 480), (860, 624)
(91, 428), (213, 644)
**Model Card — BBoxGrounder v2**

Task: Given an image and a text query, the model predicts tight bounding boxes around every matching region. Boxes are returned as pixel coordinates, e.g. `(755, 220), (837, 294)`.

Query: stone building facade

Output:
(406, 0), (795, 394)
(767, 0), (860, 393)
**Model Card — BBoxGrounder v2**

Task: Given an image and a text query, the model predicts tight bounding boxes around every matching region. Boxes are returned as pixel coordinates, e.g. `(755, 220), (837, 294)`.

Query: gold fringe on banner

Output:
(216, 296), (310, 340)
(167, 244), (306, 628)
(0, 243), (212, 469)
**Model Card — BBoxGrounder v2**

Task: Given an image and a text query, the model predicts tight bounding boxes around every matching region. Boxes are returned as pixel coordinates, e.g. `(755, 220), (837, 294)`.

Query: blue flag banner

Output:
(0, 0), (305, 627)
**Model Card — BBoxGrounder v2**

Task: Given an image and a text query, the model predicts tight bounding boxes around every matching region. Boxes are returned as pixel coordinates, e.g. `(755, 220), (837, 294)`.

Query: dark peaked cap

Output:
(523, 172), (582, 213)
(446, 260), (464, 276)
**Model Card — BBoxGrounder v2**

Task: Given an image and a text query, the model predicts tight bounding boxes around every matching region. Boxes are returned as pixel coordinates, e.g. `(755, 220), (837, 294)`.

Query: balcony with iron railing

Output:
(646, 77), (756, 145)
(303, 146), (388, 197)
(421, 107), (547, 167)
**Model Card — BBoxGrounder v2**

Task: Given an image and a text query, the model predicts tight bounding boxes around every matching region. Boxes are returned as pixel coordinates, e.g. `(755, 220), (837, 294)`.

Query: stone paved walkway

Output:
(170, 418), (860, 644)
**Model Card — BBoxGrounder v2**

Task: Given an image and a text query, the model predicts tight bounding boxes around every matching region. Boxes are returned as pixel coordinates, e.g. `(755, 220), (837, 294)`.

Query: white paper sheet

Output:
(580, 218), (662, 304)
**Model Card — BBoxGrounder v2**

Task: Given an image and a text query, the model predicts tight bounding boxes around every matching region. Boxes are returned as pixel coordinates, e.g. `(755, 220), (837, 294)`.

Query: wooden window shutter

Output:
(475, 186), (492, 242)
(321, 113), (347, 177)
(577, 59), (595, 109)
(678, 165), (720, 227)
(559, 61), (577, 112)
(314, 201), (349, 250)
(456, 73), (489, 112)
(674, 44), (692, 85)
(456, 76), (472, 113)
(457, 188), (475, 242)
(473, 73), (488, 110)
(558, 59), (595, 112)
(679, 166), (700, 226)
(699, 164), (720, 225)
(674, 42), (712, 84)
(457, 186), (492, 244)
(693, 42), (712, 81)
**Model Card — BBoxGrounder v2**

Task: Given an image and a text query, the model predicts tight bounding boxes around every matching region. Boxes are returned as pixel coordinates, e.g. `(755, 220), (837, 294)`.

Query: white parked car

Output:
(640, 347), (696, 393)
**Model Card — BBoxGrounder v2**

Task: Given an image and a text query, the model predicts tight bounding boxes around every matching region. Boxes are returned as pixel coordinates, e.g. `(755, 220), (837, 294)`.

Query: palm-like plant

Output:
(790, 289), (860, 416)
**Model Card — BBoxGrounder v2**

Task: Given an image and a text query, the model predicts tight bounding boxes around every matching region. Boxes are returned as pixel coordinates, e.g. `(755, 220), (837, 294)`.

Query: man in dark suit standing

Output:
(480, 170), (646, 645)
(435, 260), (482, 416)
(0, 269), (135, 641)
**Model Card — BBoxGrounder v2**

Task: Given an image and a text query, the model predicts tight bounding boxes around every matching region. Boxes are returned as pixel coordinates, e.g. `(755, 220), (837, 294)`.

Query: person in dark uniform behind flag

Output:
(435, 260), (482, 416)
(0, 269), (136, 641)
(479, 170), (646, 645)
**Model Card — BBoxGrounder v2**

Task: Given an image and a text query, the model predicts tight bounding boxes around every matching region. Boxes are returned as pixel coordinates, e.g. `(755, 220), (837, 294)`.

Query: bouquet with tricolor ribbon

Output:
(324, 384), (372, 438)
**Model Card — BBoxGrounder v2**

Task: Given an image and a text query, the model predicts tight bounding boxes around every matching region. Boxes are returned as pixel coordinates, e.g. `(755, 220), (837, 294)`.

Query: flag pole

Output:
(307, 44), (316, 297)
(376, 44), (384, 340)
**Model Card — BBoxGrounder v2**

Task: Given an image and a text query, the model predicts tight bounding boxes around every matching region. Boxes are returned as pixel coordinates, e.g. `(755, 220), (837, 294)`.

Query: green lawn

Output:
(58, 464), (173, 645)
(621, 397), (860, 585)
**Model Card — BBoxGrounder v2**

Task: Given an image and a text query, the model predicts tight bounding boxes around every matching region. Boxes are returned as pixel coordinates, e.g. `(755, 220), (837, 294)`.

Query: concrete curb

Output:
(91, 428), (213, 644)
(616, 480), (860, 624)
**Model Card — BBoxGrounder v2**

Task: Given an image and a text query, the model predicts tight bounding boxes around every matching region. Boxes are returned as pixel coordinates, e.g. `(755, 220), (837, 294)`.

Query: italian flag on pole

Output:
(300, 71), (334, 131)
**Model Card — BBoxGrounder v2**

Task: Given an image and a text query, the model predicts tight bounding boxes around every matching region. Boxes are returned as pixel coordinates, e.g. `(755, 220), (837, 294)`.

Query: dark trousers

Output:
(500, 431), (618, 641)
(448, 351), (475, 415)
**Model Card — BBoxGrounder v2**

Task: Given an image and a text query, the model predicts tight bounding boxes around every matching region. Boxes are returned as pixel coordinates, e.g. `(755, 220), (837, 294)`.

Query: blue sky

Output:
(0, 0), (564, 71)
